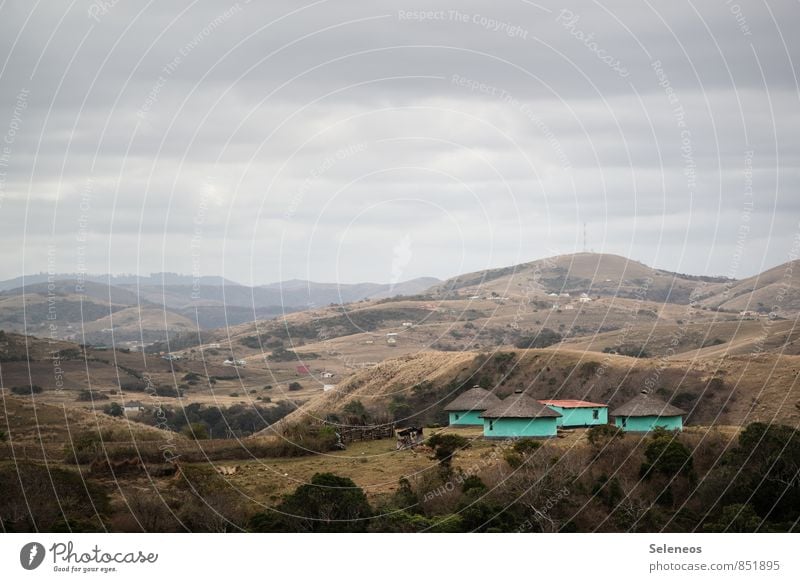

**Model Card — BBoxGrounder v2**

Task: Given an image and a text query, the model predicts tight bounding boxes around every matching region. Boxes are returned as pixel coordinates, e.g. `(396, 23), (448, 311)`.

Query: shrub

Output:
(288, 382), (302, 392)
(104, 402), (124, 417)
(640, 431), (693, 479)
(504, 450), (523, 469)
(587, 424), (623, 448)
(10, 385), (43, 396)
(514, 328), (562, 349)
(427, 433), (470, 469)
(513, 438), (542, 455)
(704, 503), (762, 533)
(77, 390), (109, 402)
(250, 473), (372, 532)
(182, 422), (209, 440)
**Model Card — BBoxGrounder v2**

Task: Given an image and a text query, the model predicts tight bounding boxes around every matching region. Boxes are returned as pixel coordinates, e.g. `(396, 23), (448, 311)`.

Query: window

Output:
(592, 409), (599, 420)
(489, 420), (494, 431)
(621, 418), (627, 427)
(454, 413), (459, 420)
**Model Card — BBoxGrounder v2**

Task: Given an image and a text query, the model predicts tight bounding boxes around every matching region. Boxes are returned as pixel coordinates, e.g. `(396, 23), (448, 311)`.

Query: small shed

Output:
(538, 399), (608, 427)
(123, 401), (144, 415)
(480, 391), (561, 438)
(444, 387), (501, 426)
(396, 426), (424, 449)
(611, 392), (686, 432)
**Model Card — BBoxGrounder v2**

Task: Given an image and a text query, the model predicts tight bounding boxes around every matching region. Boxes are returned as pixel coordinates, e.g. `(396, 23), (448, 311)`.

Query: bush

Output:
(427, 433), (470, 469)
(287, 382), (302, 392)
(587, 424), (622, 448)
(704, 503), (762, 533)
(514, 328), (562, 349)
(77, 390), (109, 402)
(10, 385), (43, 396)
(250, 473), (372, 532)
(105, 402), (124, 417)
(513, 438), (542, 455)
(640, 431), (693, 479)
(182, 422), (209, 440)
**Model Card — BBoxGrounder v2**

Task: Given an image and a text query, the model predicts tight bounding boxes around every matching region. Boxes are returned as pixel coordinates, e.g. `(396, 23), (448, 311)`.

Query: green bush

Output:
(104, 402), (124, 417)
(427, 433), (470, 468)
(250, 473), (372, 532)
(640, 431), (693, 479)
(182, 422), (209, 440)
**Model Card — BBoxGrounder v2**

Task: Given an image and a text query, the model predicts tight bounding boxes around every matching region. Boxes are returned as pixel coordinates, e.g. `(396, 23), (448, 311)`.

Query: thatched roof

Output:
(610, 392), (686, 417)
(480, 392), (562, 419)
(444, 387), (502, 412)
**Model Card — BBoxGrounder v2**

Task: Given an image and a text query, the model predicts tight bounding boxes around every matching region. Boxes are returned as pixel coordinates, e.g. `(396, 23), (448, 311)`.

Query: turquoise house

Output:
(445, 387), (501, 426)
(480, 391), (561, 438)
(611, 392), (686, 432)
(539, 399), (608, 427)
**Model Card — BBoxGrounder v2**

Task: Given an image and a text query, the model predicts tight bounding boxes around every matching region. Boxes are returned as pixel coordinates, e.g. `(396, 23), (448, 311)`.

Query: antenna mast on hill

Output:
(583, 222), (587, 253)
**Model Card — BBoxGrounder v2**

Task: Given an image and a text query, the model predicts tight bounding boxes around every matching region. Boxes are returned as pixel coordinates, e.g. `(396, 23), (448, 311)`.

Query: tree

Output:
(704, 503), (762, 533)
(250, 473), (372, 532)
(105, 402), (124, 418)
(717, 422), (800, 526)
(427, 433), (470, 471)
(182, 422), (209, 440)
(640, 431), (694, 479)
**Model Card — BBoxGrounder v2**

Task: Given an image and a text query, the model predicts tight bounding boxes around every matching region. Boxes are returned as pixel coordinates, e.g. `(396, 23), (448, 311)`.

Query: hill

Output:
(275, 348), (800, 431)
(430, 252), (731, 304)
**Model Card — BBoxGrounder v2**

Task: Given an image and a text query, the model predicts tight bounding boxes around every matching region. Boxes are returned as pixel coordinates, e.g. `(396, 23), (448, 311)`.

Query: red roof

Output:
(538, 399), (606, 408)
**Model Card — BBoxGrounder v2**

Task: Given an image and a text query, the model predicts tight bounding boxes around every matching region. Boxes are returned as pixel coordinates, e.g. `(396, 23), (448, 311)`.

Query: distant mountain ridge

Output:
(0, 273), (442, 341)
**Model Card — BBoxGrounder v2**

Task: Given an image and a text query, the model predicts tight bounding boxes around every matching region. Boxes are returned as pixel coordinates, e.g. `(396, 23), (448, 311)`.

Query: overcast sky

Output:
(0, 0), (797, 285)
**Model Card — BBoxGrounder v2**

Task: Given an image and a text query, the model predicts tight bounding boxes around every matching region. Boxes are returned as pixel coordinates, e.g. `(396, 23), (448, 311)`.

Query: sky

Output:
(0, 0), (798, 285)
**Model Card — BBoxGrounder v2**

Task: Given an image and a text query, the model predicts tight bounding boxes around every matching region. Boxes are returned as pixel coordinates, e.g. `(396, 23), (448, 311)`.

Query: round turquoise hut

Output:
(445, 387), (502, 426)
(611, 392), (686, 432)
(480, 391), (561, 438)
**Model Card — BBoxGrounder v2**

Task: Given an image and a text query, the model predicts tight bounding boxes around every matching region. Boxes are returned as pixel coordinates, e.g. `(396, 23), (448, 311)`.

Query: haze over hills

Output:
(0, 272), (440, 345)
(3, 253), (799, 353)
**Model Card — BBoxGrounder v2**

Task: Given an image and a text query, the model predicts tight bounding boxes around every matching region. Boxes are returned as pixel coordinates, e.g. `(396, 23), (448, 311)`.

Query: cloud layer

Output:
(0, 0), (797, 284)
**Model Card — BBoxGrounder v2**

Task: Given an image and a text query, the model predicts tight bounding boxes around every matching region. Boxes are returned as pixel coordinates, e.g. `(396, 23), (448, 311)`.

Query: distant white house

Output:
(323, 384), (336, 392)
(468, 295), (481, 300)
(223, 359), (247, 367)
(548, 292), (559, 297)
(162, 354), (182, 361)
(559, 292), (570, 298)
(579, 293), (592, 303)
(124, 401), (144, 415)
(201, 343), (221, 350)
(402, 322), (413, 327)
(564, 304), (575, 310)
(322, 372), (334, 378)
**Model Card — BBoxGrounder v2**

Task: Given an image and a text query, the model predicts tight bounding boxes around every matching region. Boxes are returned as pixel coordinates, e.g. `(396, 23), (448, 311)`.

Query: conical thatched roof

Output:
(444, 387), (502, 412)
(480, 392), (562, 419)
(611, 392), (686, 418)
